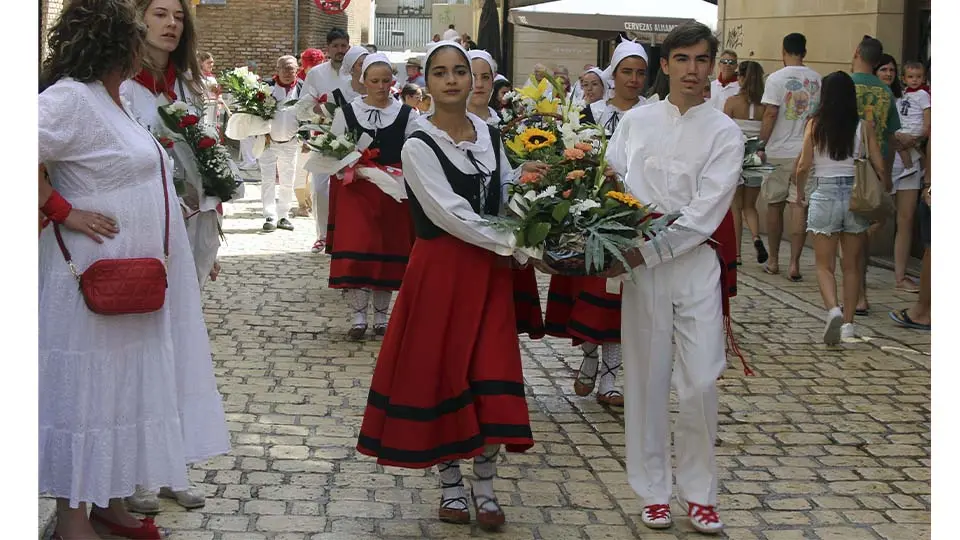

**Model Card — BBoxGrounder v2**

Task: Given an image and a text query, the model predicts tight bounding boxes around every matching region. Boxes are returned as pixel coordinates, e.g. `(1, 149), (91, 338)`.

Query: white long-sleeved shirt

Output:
(608, 98), (745, 269)
(401, 112), (519, 256)
(708, 79), (740, 111)
(267, 80), (300, 142)
(301, 61), (346, 102)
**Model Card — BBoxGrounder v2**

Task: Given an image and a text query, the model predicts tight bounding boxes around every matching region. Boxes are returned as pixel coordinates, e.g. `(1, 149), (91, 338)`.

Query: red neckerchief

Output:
(132, 63), (178, 100)
(273, 75), (296, 92)
(201, 71), (214, 79)
(905, 85), (930, 95)
(643, 209), (753, 376)
(718, 73), (738, 87)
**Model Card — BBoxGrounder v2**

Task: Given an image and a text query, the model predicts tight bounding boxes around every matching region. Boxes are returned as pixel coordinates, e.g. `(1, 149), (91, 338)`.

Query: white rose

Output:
(329, 139), (341, 150)
(570, 199), (600, 215)
(170, 101), (190, 113)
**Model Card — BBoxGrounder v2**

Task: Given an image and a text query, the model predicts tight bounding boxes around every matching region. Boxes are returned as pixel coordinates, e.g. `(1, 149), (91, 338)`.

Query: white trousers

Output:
(312, 173), (330, 239)
(239, 137), (258, 167)
(259, 140), (299, 220)
(622, 244), (725, 507)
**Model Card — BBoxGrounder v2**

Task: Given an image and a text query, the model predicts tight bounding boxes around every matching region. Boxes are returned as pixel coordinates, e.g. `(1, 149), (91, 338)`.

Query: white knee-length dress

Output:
(39, 78), (230, 508)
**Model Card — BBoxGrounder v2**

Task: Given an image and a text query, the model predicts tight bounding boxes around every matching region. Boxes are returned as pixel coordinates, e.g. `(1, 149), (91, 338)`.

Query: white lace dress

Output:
(39, 78), (230, 508)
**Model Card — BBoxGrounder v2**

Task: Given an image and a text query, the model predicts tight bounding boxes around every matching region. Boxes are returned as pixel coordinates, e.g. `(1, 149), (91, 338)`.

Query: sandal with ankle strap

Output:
(471, 488), (505, 531)
(437, 462), (470, 524)
(373, 304), (389, 336)
(595, 357), (624, 406)
(573, 348), (599, 396)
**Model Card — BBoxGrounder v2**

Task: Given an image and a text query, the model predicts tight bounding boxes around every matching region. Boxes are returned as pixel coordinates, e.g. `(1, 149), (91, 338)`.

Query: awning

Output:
(508, 0), (718, 44)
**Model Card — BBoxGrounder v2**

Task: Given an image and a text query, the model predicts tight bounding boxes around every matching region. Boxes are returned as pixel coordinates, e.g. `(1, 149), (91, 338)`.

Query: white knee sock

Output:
(598, 343), (622, 396)
(472, 444), (500, 502)
(372, 290), (392, 326)
(438, 460), (467, 511)
(579, 343), (600, 380)
(345, 289), (370, 326)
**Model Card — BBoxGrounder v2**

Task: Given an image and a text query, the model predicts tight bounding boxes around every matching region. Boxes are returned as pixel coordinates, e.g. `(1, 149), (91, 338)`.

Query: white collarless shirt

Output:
(589, 98), (647, 135)
(607, 98), (745, 268)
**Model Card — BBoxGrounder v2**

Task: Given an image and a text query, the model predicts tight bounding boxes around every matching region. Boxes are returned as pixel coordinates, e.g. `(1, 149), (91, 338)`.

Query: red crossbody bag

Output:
(53, 143), (171, 315)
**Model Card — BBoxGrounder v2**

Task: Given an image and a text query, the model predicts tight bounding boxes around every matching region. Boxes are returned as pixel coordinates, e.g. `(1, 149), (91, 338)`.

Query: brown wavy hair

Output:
(736, 60), (765, 106)
(40, 0), (146, 91)
(135, 0), (204, 97)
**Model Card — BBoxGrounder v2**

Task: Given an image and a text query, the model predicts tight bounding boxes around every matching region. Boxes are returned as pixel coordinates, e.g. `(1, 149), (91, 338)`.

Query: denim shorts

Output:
(806, 176), (871, 236)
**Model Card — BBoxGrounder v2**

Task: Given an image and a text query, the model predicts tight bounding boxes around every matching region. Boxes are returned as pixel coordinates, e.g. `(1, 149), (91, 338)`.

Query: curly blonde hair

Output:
(40, 0), (145, 91)
(135, 0), (204, 97)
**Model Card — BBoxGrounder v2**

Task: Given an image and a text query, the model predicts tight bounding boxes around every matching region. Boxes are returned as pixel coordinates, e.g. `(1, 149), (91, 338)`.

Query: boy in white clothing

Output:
(896, 62), (930, 174)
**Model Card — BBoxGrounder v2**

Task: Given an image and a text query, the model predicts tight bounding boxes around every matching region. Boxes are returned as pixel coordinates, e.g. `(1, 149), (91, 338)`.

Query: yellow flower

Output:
(606, 190), (643, 209)
(518, 128), (557, 152)
(505, 135), (528, 157)
(535, 99), (559, 114)
(517, 77), (551, 102)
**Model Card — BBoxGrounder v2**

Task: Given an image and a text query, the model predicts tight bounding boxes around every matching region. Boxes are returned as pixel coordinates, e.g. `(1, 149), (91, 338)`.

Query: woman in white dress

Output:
(38, 2), (229, 538)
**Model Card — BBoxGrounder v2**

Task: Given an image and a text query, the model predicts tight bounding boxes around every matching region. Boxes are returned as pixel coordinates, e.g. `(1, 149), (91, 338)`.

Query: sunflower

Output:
(606, 190), (643, 209)
(518, 127), (557, 152)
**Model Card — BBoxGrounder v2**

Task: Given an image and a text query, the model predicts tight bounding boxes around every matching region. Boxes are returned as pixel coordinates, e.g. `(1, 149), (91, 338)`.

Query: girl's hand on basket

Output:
(63, 210), (119, 244)
(521, 161), (550, 176)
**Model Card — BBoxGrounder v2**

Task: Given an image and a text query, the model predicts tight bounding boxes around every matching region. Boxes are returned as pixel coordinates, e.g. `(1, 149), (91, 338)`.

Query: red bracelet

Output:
(41, 190), (72, 224)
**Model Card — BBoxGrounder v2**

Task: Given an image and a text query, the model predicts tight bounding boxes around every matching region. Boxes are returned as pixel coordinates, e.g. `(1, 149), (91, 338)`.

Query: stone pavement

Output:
(76, 183), (934, 539)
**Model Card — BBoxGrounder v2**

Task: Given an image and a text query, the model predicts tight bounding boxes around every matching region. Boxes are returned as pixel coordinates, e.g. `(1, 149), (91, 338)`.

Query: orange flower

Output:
(562, 189), (572, 198)
(574, 142), (592, 153)
(563, 147), (586, 161)
(566, 170), (586, 181)
(520, 172), (541, 184)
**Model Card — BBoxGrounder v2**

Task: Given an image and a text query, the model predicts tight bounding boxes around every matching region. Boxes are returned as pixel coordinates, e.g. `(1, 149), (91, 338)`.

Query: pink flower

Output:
(563, 148), (586, 161)
(574, 142), (593, 153)
(566, 170), (586, 181)
(520, 172), (541, 184)
(562, 189), (572, 198)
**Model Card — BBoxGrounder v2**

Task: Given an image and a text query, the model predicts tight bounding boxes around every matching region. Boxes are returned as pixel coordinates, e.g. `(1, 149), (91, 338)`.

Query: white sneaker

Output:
(840, 322), (857, 342)
(125, 486), (160, 513)
(897, 164), (920, 180)
(676, 496), (724, 534)
(640, 503), (672, 529)
(823, 307), (843, 345)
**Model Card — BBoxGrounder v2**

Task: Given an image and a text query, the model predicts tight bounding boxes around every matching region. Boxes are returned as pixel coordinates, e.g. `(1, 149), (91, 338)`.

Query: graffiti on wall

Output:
(726, 24), (743, 50)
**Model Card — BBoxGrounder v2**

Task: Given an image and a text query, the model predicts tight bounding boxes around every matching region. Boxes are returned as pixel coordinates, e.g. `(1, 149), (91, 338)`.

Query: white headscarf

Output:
(580, 66), (612, 101)
(361, 53), (393, 83)
(340, 46), (370, 78)
(467, 50), (498, 77)
(602, 40), (649, 82)
(494, 73), (508, 83)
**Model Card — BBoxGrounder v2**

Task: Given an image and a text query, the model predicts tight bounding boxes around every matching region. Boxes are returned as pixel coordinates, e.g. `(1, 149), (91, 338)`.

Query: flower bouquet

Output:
(301, 126), (406, 202)
(156, 101), (239, 202)
(218, 67), (297, 156)
(496, 135), (671, 275)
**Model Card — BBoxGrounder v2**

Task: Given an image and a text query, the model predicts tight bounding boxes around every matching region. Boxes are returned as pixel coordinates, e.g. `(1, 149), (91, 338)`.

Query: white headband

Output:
(602, 40), (649, 82)
(468, 50), (498, 77)
(340, 46), (369, 78)
(494, 73), (508, 83)
(361, 53), (393, 82)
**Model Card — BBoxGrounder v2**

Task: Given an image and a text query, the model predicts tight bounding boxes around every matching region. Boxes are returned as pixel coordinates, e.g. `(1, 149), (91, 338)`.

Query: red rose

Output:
(317, 94), (328, 104)
(178, 114), (199, 128)
(562, 189), (572, 199)
(256, 91), (266, 102)
(197, 137), (217, 150)
(158, 137), (175, 149)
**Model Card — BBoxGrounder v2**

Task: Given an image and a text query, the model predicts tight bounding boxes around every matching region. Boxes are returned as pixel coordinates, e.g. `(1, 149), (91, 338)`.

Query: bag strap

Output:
(858, 121), (868, 160)
(53, 142), (171, 277)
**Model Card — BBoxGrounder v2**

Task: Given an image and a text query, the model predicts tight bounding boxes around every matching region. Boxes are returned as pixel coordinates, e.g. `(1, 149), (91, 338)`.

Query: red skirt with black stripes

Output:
(328, 177), (414, 290)
(513, 267), (545, 339)
(357, 234), (534, 469)
(544, 276), (621, 344)
(324, 176), (340, 254)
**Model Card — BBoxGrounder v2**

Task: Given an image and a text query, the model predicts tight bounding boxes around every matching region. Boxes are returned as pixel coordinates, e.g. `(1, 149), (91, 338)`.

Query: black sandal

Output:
(754, 238), (769, 264)
(573, 348), (599, 396)
(471, 449), (505, 531)
(437, 462), (469, 524)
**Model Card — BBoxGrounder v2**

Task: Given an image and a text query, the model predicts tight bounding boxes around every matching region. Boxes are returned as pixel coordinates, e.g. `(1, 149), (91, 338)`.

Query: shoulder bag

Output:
(849, 122), (895, 221)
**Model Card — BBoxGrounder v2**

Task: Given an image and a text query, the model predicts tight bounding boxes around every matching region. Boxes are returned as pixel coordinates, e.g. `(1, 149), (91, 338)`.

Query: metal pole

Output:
(293, 0), (300, 55)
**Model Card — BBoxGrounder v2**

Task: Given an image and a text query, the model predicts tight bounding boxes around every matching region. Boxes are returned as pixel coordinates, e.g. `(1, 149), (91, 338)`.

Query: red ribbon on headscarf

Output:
(641, 209), (752, 376)
(132, 63), (179, 101)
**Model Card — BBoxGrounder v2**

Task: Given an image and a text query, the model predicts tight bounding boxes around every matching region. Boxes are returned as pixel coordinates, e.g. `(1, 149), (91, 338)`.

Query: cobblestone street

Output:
(145, 184), (930, 539)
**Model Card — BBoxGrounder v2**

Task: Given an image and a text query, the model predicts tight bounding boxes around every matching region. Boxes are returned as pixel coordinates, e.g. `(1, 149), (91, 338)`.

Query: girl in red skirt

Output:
(329, 53), (417, 340)
(357, 41), (540, 531)
(467, 48), (547, 339)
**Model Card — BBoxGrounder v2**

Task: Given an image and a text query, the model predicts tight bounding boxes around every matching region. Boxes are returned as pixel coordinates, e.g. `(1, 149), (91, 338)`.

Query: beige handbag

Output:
(849, 122), (894, 221)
